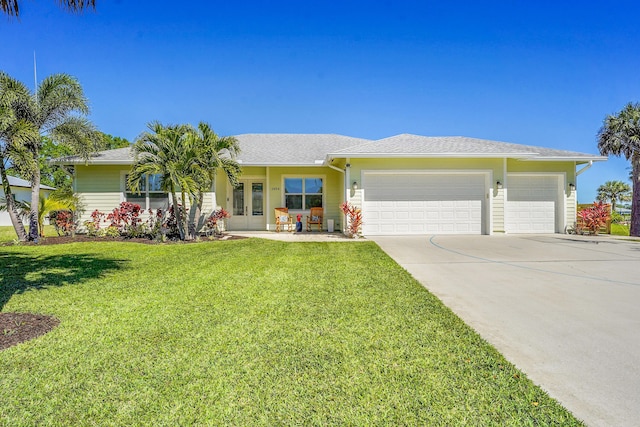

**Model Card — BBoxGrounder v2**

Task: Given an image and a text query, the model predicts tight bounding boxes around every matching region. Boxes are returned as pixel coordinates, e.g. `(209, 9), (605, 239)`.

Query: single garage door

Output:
(362, 172), (487, 235)
(506, 174), (560, 233)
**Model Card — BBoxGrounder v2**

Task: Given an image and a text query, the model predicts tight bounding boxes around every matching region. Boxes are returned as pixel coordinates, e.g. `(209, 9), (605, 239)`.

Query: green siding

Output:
(75, 165), (128, 224)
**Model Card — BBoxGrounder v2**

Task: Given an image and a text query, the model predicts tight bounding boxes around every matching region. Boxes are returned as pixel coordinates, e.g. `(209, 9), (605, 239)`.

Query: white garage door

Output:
(362, 172), (487, 235)
(506, 175), (559, 233)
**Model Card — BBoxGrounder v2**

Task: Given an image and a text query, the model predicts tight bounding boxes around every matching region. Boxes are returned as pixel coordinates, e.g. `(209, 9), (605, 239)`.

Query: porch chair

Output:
(275, 207), (293, 232)
(306, 207), (323, 232)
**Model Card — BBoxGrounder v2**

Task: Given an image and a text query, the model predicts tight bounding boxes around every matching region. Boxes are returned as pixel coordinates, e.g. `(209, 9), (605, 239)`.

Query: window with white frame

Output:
(284, 177), (323, 210)
(124, 174), (169, 210)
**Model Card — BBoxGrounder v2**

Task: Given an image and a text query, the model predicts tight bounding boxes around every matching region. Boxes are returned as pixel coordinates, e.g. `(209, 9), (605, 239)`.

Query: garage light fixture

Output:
(496, 181), (503, 189)
(569, 183), (576, 191)
(352, 181), (358, 191)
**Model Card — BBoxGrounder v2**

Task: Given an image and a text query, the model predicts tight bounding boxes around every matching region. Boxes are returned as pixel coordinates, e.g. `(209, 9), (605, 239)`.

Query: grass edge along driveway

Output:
(0, 239), (583, 426)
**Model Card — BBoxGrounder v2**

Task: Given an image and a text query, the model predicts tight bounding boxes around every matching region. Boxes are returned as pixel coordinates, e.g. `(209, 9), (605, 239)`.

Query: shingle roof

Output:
(55, 146), (134, 165)
(7, 175), (56, 190)
(233, 134), (371, 165)
(54, 133), (605, 165)
(331, 134), (603, 160)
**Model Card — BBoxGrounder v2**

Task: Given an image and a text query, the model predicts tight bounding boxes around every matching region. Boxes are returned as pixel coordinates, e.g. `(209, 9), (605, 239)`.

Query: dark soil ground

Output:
(2, 233), (247, 246)
(0, 313), (60, 351)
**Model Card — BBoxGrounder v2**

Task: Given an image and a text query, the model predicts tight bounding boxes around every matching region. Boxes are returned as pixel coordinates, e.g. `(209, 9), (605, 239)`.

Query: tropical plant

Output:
(129, 123), (200, 240)
(577, 201), (611, 235)
(130, 121), (241, 241)
(598, 102), (640, 236)
(0, 71), (100, 241)
(596, 180), (631, 213)
(0, 99), (28, 240)
(186, 122), (241, 239)
(340, 202), (363, 238)
(1, 0), (95, 17)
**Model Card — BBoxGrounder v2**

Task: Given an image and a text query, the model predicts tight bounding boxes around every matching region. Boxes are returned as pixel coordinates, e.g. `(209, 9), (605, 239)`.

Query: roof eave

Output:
(516, 156), (608, 162)
(327, 152), (540, 159)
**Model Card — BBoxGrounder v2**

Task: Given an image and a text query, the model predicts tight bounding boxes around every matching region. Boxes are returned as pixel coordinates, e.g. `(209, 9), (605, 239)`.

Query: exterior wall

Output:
(349, 158), (502, 233)
(75, 165), (129, 224)
(349, 158), (577, 234)
(0, 187), (31, 226)
(506, 159), (576, 232)
(215, 166), (344, 231)
(266, 166), (344, 230)
(69, 158), (580, 234)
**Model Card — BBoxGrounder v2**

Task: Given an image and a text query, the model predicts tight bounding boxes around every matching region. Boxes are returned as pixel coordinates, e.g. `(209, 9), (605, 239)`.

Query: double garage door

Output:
(362, 172), (488, 235)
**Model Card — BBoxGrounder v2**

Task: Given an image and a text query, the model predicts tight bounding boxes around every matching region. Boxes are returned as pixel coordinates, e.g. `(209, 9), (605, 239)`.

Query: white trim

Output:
(266, 167), (270, 231)
(361, 169), (492, 235)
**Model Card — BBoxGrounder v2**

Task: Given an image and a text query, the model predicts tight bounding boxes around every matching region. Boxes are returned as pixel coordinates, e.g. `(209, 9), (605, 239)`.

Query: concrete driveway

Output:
(371, 234), (640, 427)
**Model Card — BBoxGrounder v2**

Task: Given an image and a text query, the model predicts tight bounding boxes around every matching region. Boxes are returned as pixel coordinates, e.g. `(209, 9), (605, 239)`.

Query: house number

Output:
(272, 187), (280, 191)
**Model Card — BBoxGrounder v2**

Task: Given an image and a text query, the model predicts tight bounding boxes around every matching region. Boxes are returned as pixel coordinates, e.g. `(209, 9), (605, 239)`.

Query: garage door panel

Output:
(362, 173), (486, 235)
(506, 176), (558, 233)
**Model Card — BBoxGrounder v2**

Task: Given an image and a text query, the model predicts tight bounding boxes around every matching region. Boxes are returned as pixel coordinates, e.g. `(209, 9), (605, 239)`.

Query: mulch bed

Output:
(2, 234), (247, 246)
(0, 313), (60, 351)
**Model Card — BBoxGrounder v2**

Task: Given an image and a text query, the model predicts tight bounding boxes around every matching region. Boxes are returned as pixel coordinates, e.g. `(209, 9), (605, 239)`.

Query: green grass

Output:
(0, 238), (583, 426)
(0, 225), (57, 243)
(610, 223), (630, 236)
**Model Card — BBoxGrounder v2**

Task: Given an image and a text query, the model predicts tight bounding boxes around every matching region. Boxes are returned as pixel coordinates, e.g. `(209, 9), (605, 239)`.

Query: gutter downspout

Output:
(576, 160), (593, 176)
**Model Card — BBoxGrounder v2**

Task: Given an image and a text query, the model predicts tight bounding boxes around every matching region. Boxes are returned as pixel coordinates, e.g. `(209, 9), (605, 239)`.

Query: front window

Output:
(284, 177), (323, 210)
(125, 174), (169, 210)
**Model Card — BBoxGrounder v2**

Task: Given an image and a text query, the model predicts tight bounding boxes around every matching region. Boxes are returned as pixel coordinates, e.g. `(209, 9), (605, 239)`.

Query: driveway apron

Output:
(371, 234), (640, 427)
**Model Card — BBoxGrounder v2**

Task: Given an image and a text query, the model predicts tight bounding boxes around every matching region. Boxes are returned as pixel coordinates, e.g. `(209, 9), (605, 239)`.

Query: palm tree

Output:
(596, 180), (631, 213)
(0, 91), (29, 240)
(186, 122), (241, 238)
(1, 0), (95, 17)
(0, 71), (99, 241)
(597, 102), (640, 236)
(129, 122), (202, 240)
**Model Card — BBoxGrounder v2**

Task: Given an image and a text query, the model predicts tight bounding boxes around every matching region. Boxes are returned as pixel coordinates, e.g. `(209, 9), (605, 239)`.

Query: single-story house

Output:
(56, 133), (606, 235)
(0, 176), (55, 226)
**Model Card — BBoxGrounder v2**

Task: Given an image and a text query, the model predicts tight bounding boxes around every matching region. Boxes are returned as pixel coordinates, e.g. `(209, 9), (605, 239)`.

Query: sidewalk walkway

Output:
(228, 231), (364, 242)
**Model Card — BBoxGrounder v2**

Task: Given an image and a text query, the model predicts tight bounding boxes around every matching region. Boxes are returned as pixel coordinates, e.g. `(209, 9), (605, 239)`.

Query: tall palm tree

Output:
(0, 87), (31, 241)
(0, 71), (99, 241)
(1, 0), (95, 17)
(597, 102), (640, 236)
(596, 180), (631, 213)
(129, 122), (202, 240)
(186, 122), (241, 238)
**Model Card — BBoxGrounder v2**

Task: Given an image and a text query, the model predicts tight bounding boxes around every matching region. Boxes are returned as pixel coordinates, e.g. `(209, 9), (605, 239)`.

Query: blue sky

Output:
(1, 0), (638, 202)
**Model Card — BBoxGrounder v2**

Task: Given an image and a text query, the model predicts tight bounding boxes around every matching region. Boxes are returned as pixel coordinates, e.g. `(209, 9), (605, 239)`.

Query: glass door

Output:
(228, 181), (265, 230)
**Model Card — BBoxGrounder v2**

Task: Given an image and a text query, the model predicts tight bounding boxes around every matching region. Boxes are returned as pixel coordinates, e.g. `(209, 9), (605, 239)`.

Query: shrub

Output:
(577, 201), (611, 235)
(107, 202), (143, 237)
(84, 210), (105, 236)
(102, 225), (121, 238)
(204, 208), (231, 236)
(340, 202), (363, 238)
(51, 210), (76, 236)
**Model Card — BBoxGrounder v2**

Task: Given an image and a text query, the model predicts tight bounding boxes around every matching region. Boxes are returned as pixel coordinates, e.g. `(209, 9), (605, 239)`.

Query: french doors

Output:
(227, 180), (265, 230)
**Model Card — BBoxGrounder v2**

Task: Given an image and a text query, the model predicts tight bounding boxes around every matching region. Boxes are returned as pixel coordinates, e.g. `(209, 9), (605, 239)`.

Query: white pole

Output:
(33, 51), (37, 101)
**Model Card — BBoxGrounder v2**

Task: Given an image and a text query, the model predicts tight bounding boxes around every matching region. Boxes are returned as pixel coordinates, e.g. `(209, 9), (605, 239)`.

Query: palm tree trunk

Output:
(188, 192), (205, 240)
(181, 189), (192, 241)
(28, 151), (41, 241)
(631, 152), (640, 237)
(170, 189), (184, 240)
(0, 157), (28, 241)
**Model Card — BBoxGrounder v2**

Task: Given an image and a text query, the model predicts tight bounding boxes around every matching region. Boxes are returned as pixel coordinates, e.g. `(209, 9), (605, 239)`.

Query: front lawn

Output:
(0, 239), (582, 425)
(610, 223), (630, 236)
(0, 225), (57, 243)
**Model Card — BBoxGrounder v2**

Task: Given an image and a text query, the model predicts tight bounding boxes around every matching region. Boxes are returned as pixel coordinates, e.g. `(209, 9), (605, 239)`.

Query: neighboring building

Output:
(56, 133), (606, 235)
(0, 176), (55, 226)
